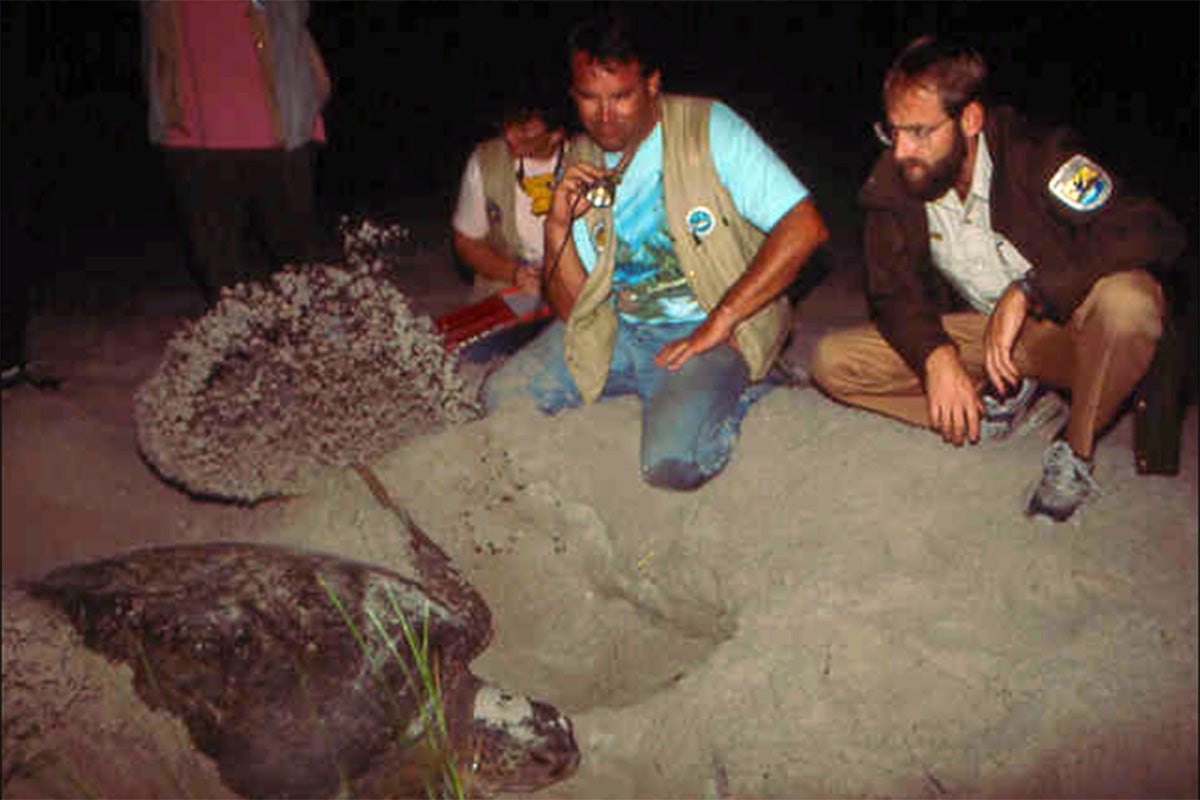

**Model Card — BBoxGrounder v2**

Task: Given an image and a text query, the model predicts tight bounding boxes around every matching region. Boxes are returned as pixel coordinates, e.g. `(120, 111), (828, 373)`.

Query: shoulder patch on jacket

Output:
(1047, 154), (1112, 212)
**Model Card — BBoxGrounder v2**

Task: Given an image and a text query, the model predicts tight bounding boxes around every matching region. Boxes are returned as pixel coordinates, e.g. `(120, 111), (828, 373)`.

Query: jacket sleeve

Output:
(863, 207), (957, 381)
(1028, 132), (1187, 323)
(141, 0), (181, 143)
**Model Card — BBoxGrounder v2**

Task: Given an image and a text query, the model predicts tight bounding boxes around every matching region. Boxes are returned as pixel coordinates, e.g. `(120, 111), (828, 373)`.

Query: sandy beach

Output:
(3, 4), (1198, 792)
(2, 206), (1196, 798)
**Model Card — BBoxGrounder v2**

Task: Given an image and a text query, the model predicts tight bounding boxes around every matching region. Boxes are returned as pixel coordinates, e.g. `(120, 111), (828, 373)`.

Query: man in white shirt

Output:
(452, 102), (566, 301)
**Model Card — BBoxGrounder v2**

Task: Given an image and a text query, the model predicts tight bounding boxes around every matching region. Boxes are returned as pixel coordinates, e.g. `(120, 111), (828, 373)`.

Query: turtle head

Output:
(466, 683), (580, 793)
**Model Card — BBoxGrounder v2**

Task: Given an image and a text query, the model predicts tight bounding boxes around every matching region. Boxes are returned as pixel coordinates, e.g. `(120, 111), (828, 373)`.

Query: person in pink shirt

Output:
(142, 0), (332, 306)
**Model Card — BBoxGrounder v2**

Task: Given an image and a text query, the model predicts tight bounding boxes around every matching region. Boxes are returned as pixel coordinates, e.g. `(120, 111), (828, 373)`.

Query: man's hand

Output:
(541, 163), (609, 318)
(654, 199), (829, 372)
(452, 232), (532, 293)
(513, 263), (542, 295)
(924, 344), (982, 445)
(655, 308), (736, 371)
(984, 283), (1028, 394)
(547, 163), (608, 228)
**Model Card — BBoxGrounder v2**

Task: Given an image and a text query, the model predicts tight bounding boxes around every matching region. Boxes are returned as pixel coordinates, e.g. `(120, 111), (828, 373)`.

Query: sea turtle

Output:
(30, 537), (579, 799)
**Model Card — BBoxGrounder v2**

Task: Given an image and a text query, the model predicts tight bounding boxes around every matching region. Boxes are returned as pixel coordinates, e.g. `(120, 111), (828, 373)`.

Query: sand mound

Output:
(2, 586), (235, 799)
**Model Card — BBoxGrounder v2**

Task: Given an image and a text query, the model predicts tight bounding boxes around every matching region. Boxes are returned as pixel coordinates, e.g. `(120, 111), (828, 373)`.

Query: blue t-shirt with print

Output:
(571, 100), (809, 325)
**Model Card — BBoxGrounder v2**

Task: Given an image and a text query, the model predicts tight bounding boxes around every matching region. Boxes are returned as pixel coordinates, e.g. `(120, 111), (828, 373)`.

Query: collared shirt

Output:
(925, 132), (1034, 313)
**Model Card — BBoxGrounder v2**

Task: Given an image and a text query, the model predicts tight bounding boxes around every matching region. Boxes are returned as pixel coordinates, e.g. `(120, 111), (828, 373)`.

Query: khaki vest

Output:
(474, 137), (520, 298)
(563, 94), (790, 403)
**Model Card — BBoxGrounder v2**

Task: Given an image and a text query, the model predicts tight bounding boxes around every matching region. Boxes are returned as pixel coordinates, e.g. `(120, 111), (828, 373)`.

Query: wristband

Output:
(1012, 274), (1045, 317)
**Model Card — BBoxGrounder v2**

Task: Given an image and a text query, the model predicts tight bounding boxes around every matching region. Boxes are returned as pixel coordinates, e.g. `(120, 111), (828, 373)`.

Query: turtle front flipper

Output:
(352, 463), (493, 656)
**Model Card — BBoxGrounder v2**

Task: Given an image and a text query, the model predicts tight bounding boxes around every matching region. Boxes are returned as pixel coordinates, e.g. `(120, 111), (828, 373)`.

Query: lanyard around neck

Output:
(515, 140), (565, 187)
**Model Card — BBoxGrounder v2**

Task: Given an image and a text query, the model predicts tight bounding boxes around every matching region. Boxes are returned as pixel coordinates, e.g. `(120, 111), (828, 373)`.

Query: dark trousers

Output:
(1, 262), (28, 370)
(163, 144), (324, 305)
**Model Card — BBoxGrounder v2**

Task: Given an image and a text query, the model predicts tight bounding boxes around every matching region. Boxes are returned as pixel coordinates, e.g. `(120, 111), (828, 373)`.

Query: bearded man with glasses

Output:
(811, 35), (1185, 522)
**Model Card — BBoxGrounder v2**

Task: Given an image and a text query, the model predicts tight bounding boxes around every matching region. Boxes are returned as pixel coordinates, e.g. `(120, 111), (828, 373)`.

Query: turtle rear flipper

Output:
(216, 686), (408, 800)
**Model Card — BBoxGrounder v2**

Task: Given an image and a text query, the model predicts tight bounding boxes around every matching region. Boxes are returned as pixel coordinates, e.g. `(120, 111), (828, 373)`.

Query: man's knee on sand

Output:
(810, 330), (878, 398)
(640, 406), (740, 490)
(638, 391), (744, 492)
(482, 321), (579, 414)
(483, 363), (580, 416)
(640, 403), (737, 490)
(641, 459), (709, 491)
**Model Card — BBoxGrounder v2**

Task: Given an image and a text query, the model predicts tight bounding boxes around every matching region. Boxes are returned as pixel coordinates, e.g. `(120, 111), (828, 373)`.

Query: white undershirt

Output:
(451, 148), (558, 265)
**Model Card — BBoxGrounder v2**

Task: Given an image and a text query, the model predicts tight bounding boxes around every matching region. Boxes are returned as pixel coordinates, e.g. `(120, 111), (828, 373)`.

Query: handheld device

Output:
(581, 145), (636, 209)
(583, 176), (618, 208)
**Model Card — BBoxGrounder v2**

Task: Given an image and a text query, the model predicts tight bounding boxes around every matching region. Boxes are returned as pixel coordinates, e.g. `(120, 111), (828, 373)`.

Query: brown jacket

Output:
(860, 106), (1185, 380)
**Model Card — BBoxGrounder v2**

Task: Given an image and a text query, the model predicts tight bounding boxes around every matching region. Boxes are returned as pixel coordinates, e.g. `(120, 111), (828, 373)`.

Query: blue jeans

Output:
(483, 319), (777, 490)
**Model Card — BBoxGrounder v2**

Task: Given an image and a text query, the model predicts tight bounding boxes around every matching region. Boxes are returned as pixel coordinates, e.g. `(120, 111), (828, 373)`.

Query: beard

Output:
(896, 126), (966, 201)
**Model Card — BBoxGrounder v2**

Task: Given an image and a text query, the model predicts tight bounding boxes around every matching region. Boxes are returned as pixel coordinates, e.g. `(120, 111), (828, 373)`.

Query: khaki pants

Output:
(811, 270), (1164, 458)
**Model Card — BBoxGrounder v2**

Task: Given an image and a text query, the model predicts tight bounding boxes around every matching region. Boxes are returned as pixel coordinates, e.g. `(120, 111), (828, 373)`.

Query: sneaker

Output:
(0, 363), (62, 391)
(1026, 440), (1102, 522)
(981, 378), (1041, 440)
(1008, 390), (1068, 440)
(766, 359), (809, 388)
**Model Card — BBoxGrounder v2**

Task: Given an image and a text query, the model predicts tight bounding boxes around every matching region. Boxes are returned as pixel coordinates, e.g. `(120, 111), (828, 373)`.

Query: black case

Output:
(1134, 312), (1181, 475)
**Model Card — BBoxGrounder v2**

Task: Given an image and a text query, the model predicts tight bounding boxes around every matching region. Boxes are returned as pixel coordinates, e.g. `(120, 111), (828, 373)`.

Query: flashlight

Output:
(584, 176), (618, 208)
(579, 145), (636, 210)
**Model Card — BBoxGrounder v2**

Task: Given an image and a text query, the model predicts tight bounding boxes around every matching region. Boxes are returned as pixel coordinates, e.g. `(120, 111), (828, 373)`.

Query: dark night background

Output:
(1, 2), (1197, 335)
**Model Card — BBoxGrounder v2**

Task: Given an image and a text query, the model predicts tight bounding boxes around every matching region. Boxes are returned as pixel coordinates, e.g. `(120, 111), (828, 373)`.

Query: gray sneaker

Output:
(1026, 440), (1102, 521)
(981, 378), (1041, 440)
(1009, 391), (1069, 439)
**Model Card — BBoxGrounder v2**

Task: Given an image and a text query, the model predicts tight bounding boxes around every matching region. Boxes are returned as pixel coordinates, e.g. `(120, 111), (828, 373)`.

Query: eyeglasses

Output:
(873, 116), (953, 148)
